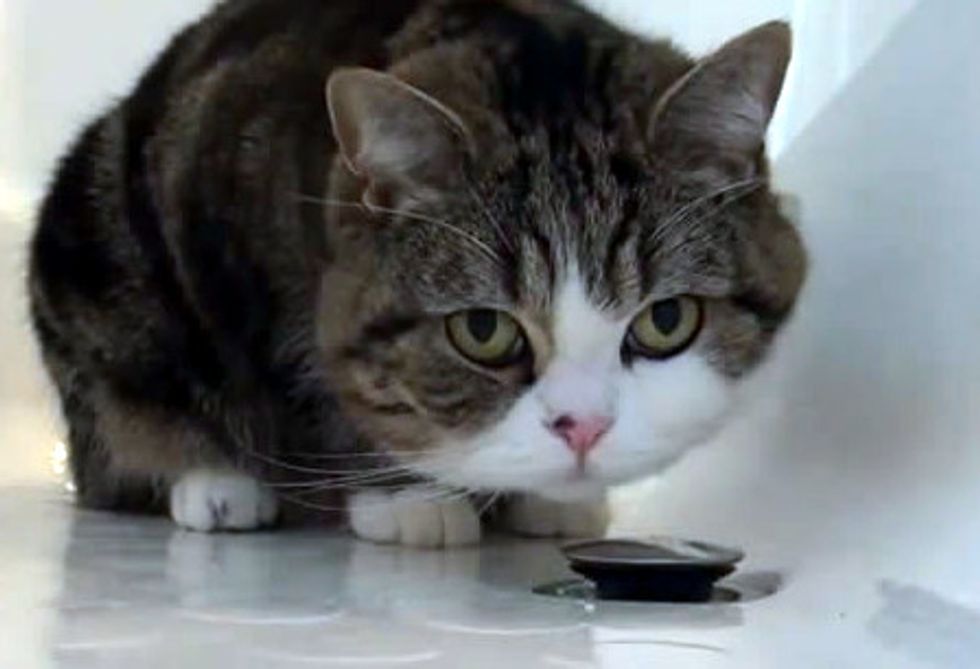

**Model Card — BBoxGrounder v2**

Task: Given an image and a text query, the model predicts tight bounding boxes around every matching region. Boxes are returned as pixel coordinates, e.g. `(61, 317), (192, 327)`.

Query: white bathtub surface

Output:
(1, 482), (971, 669)
(6, 476), (980, 669)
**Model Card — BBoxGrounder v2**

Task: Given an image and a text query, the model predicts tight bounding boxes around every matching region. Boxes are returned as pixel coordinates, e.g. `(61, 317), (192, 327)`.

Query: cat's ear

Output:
(649, 21), (791, 181)
(326, 68), (471, 211)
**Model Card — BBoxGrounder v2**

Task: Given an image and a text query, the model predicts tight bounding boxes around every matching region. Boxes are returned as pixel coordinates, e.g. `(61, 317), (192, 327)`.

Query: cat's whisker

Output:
(475, 490), (503, 517)
(242, 449), (418, 482)
(280, 448), (451, 460)
(278, 483), (477, 514)
(242, 436), (483, 499)
(243, 450), (365, 476)
(267, 458), (453, 493)
(263, 468), (411, 490)
(274, 479), (413, 492)
(275, 462), (414, 484)
(276, 493), (356, 514)
(293, 193), (505, 268)
(254, 441), (484, 491)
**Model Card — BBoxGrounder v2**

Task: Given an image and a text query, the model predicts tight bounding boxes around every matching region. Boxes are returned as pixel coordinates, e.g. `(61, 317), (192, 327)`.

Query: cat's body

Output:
(29, 0), (806, 544)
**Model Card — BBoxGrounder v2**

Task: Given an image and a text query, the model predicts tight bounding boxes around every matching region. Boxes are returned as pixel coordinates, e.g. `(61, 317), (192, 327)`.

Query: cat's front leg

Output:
(500, 494), (609, 539)
(170, 469), (279, 532)
(348, 488), (481, 548)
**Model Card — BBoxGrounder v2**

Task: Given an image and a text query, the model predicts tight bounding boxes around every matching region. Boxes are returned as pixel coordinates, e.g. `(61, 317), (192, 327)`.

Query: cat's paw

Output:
(170, 469), (279, 533)
(348, 488), (481, 548)
(501, 495), (609, 538)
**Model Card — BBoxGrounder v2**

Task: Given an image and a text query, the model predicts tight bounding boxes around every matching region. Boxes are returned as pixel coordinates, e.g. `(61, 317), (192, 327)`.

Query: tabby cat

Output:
(28, 0), (806, 546)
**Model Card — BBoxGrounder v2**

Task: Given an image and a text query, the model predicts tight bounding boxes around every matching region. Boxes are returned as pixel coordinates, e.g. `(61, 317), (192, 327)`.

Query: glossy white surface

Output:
(1, 485), (781, 669)
(1, 480), (976, 668)
(3, 0), (980, 667)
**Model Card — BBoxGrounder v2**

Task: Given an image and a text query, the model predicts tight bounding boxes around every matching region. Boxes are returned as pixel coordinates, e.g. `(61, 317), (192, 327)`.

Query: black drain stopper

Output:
(561, 537), (745, 603)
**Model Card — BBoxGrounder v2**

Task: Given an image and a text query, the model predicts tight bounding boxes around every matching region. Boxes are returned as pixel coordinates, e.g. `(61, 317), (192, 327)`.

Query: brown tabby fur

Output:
(28, 0), (806, 516)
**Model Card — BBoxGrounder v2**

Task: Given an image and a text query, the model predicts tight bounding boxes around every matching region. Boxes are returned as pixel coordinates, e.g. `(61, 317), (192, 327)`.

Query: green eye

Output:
(446, 310), (527, 367)
(627, 296), (703, 359)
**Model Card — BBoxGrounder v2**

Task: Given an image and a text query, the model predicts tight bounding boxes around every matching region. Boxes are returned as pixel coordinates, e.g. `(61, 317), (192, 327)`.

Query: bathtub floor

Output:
(1, 483), (773, 669)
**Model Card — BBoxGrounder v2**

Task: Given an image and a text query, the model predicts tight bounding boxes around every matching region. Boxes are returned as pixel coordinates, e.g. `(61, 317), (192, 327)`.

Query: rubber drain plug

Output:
(560, 537), (745, 603)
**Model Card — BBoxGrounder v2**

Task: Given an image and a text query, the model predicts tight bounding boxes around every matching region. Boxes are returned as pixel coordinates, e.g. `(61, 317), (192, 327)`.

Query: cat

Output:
(27, 0), (806, 547)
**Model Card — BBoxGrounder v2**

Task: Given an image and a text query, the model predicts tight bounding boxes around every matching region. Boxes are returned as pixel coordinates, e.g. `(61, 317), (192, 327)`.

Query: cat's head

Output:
(316, 19), (806, 500)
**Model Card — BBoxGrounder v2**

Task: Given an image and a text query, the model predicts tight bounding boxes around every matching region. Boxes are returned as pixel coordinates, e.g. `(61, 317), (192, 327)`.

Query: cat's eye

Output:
(626, 296), (703, 359)
(446, 310), (527, 367)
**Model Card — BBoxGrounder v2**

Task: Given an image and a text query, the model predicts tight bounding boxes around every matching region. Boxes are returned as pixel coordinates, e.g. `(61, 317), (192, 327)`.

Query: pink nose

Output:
(549, 414), (613, 459)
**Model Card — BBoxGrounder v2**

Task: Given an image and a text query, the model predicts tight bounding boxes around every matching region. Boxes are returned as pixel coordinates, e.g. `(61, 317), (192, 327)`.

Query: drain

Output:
(542, 537), (751, 604)
(533, 578), (743, 604)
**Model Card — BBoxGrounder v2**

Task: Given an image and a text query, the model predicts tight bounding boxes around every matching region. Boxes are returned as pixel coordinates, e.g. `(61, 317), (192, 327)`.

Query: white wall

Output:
(0, 0), (218, 215)
(0, 0), (219, 481)
(1, 0), (920, 213)
(583, 0), (919, 156)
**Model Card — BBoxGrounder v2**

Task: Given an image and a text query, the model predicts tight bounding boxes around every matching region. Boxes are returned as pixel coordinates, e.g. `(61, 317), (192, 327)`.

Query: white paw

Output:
(502, 495), (609, 538)
(170, 469), (278, 533)
(348, 488), (481, 548)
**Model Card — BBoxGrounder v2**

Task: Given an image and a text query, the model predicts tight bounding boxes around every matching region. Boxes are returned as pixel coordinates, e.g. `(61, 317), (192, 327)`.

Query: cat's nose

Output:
(549, 414), (613, 459)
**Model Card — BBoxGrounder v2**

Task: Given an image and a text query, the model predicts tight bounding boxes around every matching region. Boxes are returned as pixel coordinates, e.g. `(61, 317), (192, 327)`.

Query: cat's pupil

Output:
(651, 300), (681, 334)
(467, 310), (498, 343)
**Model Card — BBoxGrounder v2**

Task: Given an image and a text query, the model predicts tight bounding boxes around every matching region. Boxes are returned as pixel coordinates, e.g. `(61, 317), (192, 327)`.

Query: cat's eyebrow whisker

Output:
(649, 177), (765, 250)
(292, 193), (505, 268)
(293, 193), (444, 225)
(467, 184), (515, 254)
